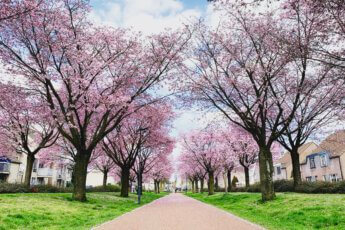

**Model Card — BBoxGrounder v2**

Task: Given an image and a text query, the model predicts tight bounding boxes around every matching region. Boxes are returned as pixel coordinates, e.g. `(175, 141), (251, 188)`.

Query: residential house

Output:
(301, 131), (345, 182)
(273, 142), (318, 181)
(0, 156), (22, 183)
(0, 151), (72, 187)
(30, 158), (72, 187)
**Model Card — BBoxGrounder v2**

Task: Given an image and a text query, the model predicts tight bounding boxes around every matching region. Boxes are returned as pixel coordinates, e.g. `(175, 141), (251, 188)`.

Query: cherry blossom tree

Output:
(179, 0), (341, 201)
(0, 0), (190, 201)
(181, 128), (223, 195)
(0, 83), (58, 186)
(0, 0), (41, 22)
(222, 125), (258, 188)
(102, 103), (173, 197)
(271, 0), (344, 189)
(89, 147), (116, 188)
(149, 155), (173, 194)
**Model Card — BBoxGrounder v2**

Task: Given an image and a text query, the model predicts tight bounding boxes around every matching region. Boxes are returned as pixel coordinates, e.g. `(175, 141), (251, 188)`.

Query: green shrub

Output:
(232, 176), (239, 188)
(230, 180), (345, 194)
(0, 183), (72, 193)
(274, 180), (294, 192)
(0, 183), (28, 193)
(86, 185), (120, 193)
(30, 185), (72, 193)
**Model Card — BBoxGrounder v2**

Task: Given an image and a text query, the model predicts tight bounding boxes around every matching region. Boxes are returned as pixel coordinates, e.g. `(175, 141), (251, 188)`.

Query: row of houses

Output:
(230, 130), (345, 187)
(0, 152), (116, 187)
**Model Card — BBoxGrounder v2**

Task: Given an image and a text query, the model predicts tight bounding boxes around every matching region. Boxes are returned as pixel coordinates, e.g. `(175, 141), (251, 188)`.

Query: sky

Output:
(90, 0), (209, 34)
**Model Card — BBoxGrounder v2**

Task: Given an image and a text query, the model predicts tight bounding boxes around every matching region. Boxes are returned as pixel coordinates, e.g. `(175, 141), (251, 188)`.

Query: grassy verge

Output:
(186, 192), (345, 230)
(0, 192), (166, 230)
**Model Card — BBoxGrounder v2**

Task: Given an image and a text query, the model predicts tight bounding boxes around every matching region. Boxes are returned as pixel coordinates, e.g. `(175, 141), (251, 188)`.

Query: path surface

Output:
(94, 193), (264, 230)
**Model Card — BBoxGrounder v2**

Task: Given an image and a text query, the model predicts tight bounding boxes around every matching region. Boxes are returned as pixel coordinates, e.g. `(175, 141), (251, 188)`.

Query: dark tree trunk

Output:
(208, 171), (215, 195)
(120, 167), (130, 197)
(195, 179), (199, 193)
(192, 180), (195, 193)
(227, 170), (232, 192)
(244, 166), (250, 188)
(103, 170), (108, 188)
(215, 176), (219, 191)
(258, 146), (275, 201)
(157, 181), (160, 193)
(290, 148), (302, 189)
(24, 153), (35, 187)
(72, 152), (90, 202)
(200, 178), (204, 193)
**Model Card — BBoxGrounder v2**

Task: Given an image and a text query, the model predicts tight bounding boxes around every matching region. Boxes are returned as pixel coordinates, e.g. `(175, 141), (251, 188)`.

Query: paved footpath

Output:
(94, 193), (264, 230)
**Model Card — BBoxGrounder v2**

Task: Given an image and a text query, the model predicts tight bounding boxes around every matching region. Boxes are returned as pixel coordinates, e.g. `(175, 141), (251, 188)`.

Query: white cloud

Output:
(90, 0), (202, 34)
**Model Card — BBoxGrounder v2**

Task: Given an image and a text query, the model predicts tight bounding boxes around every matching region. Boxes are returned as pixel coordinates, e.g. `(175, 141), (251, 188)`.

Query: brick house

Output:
(300, 131), (345, 182)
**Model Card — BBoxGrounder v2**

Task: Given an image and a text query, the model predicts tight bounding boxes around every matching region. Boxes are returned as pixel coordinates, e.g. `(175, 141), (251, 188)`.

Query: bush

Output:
(232, 176), (239, 188)
(0, 183), (73, 193)
(230, 180), (345, 194)
(295, 181), (345, 194)
(30, 185), (72, 193)
(86, 185), (120, 193)
(0, 183), (29, 193)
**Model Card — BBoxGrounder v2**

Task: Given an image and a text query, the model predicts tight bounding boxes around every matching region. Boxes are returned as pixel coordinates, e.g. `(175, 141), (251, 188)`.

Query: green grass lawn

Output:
(0, 192), (166, 230)
(187, 192), (345, 230)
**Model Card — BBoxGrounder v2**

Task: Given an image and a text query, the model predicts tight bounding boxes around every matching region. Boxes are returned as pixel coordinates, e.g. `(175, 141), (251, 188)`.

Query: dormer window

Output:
(310, 157), (316, 169)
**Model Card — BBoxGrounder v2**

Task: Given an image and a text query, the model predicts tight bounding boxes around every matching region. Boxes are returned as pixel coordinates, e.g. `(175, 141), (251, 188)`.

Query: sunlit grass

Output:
(187, 192), (345, 229)
(0, 192), (166, 230)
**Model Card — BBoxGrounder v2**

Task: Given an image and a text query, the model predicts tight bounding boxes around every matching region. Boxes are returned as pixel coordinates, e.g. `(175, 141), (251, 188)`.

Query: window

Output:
(0, 162), (10, 173)
(39, 163), (44, 168)
(32, 160), (38, 172)
(323, 175), (329, 181)
(306, 176), (312, 182)
(276, 166), (281, 175)
(309, 157), (316, 169)
(320, 154), (328, 167)
(330, 174), (338, 182)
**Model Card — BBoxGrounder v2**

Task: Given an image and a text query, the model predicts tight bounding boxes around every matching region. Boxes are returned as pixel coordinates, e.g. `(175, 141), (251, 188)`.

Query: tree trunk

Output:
(223, 173), (228, 193)
(215, 176), (219, 191)
(244, 166), (250, 188)
(157, 181), (160, 193)
(72, 153), (90, 202)
(120, 167), (130, 197)
(154, 180), (158, 193)
(195, 179), (199, 193)
(200, 178), (204, 193)
(192, 180), (195, 193)
(24, 153), (35, 187)
(227, 170), (232, 192)
(208, 171), (215, 195)
(103, 170), (108, 188)
(259, 146), (275, 201)
(290, 148), (302, 189)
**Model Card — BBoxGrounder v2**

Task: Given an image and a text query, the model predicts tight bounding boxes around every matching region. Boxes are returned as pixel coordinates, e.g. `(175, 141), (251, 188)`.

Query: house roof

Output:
(313, 130), (345, 157)
(277, 142), (317, 165)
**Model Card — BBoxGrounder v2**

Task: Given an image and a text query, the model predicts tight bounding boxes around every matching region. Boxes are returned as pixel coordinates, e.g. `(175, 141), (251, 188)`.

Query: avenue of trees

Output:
(0, 0), (344, 202)
(0, 0), (176, 201)
(179, 0), (345, 201)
